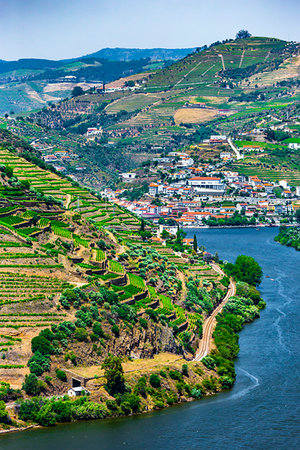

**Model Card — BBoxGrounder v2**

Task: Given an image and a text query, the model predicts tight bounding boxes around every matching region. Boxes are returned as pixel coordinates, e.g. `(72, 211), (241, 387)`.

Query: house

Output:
(122, 172), (136, 183)
(68, 386), (88, 397)
(288, 143), (300, 150)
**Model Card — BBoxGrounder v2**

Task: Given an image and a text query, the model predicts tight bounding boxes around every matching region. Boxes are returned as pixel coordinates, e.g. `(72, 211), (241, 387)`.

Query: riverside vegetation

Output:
(274, 226), (300, 251)
(0, 134), (264, 431)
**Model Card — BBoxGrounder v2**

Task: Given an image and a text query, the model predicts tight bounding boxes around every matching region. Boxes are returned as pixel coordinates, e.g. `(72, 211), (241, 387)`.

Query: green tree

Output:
(193, 234), (198, 252)
(102, 355), (125, 395)
(149, 373), (161, 388)
(71, 86), (84, 97)
(0, 400), (10, 424)
(236, 30), (251, 39)
(22, 374), (41, 396)
(31, 335), (53, 356)
(225, 255), (262, 286)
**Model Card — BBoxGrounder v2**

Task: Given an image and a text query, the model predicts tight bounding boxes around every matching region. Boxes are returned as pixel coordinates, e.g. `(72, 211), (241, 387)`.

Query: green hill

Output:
(146, 37), (291, 90)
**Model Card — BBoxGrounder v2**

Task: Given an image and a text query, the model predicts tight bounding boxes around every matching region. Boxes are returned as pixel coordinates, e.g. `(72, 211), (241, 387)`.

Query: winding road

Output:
(193, 264), (236, 361)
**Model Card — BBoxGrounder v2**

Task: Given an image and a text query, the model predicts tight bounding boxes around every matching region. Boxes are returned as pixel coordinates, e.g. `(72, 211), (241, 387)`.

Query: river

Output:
(1, 228), (299, 449)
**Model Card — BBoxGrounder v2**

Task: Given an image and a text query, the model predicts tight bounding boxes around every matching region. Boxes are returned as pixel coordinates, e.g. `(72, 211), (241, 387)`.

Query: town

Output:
(101, 134), (300, 229)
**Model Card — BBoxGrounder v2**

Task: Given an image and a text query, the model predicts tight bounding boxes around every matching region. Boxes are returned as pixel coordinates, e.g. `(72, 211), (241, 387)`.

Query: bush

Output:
(93, 322), (104, 338)
(169, 370), (182, 381)
(22, 374), (41, 396)
(149, 374), (161, 388)
(55, 368), (67, 382)
(111, 324), (120, 337)
(191, 387), (202, 399)
(181, 364), (189, 377)
(202, 356), (216, 370)
(219, 376), (234, 389)
(0, 400), (10, 424)
(134, 376), (147, 398)
(74, 328), (88, 342)
(139, 318), (148, 329)
(106, 399), (118, 411)
(31, 335), (53, 356)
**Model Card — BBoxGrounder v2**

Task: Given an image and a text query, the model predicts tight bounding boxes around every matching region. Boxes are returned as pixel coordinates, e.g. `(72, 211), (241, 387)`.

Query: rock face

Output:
(72, 322), (180, 366)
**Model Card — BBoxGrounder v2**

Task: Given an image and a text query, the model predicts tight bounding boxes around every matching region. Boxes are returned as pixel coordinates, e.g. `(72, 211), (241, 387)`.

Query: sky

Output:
(1, 0), (299, 60)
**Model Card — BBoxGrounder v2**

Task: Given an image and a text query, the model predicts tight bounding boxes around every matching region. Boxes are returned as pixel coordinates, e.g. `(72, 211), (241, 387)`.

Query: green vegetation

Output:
(224, 255), (263, 286)
(275, 226), (300, 251)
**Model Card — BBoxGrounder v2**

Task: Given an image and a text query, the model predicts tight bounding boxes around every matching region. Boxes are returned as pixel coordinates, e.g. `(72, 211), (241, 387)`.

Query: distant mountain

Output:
(82, 47), (197, 61)
(0, 58), (64, 74)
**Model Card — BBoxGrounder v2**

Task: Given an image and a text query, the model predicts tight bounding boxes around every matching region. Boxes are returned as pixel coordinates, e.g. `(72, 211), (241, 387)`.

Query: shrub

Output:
(74, 328), (88, 342)
(139, 318), (148, 329)
(55, 368), (67, 382)
(219, 376), (234, 389)
(149, 374), (161, 388)
(181, 364), (189, 377)
(169, 370), (182, 381)
(134, 376), (147, 398)
(106, 399), (118, 411)
(22, 374), (41, 396)
(31, 335), (53, 356)
(191, 387), (202, 399)
(0, 400), (10, 424)
(111, 325), (120, 337)
(202, 356), (216, 370)
(93, 322), (104, 338)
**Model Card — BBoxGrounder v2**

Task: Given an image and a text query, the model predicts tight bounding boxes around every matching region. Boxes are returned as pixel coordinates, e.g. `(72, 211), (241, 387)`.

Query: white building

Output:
(122, 173), (137, 182)
(188, 177), (225, 196)
(68, 386), (88, 396)
(288, 143), (300, 150)
(86, 127), (102, 137)
(279, 180), (290, 190)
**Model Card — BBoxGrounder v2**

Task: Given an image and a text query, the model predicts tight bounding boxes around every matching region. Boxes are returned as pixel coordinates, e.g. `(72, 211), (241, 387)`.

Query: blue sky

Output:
(1, 0), (299, 60)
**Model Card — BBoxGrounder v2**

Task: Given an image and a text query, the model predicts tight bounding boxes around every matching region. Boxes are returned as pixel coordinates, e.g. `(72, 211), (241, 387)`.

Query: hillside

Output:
(83, 47), (196, 61)
(0, 137), (226, 390)
(0, 47), (196, 115)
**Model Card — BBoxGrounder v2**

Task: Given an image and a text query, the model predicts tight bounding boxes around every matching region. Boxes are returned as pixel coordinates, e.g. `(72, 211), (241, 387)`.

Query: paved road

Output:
(194, 264), (236, 361)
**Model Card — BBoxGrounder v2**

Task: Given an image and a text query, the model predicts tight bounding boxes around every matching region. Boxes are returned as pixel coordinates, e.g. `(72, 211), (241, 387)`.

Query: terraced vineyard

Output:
(0, 143), (226, 390)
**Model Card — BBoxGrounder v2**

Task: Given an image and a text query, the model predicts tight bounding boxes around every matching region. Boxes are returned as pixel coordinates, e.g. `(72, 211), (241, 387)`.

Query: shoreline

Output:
(0, 280), (265, 436)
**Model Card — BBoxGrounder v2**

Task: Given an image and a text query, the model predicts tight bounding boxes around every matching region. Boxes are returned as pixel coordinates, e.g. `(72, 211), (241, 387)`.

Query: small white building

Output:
(122, 172), (137, 182)
(68, 386), (88, 397)
(288, 143), (300, 150)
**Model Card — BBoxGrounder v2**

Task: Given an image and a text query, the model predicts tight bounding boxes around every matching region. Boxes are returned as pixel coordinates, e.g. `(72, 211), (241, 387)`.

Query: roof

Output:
(190, 177), (220, 181)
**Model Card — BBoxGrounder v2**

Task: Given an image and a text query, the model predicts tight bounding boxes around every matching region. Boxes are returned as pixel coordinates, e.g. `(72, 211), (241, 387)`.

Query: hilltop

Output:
(83, 47), (197, 61)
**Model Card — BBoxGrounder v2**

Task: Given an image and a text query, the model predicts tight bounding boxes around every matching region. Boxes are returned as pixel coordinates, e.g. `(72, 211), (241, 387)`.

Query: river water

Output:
(1, 228), (299, 449)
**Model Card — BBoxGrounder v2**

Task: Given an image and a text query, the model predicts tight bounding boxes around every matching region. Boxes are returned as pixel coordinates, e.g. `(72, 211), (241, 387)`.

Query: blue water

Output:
(1, 228), (299, 449)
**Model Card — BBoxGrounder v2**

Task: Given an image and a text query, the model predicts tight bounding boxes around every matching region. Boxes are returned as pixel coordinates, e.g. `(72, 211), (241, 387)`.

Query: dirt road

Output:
(194, 264), (236, 361)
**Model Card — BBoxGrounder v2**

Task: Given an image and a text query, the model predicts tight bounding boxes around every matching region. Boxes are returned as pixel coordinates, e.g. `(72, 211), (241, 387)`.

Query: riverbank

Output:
(1, 228), (298, 449)
(274, 226), (300, 251)
(1, 273), (265, 433)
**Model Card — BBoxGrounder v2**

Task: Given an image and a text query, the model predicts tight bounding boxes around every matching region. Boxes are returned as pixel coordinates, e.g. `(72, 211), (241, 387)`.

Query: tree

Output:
(295, 209), (300, 223)
(236, 30), (251, 39)
(0, 400), (10, 424)
(193, 234), (198, 252)
(102, 355), (125, 395)
(71, 86), (84, 98)
(22, 374), (41, 396)
(225, 255), (263, 286)
(31, 335), (53, 356)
